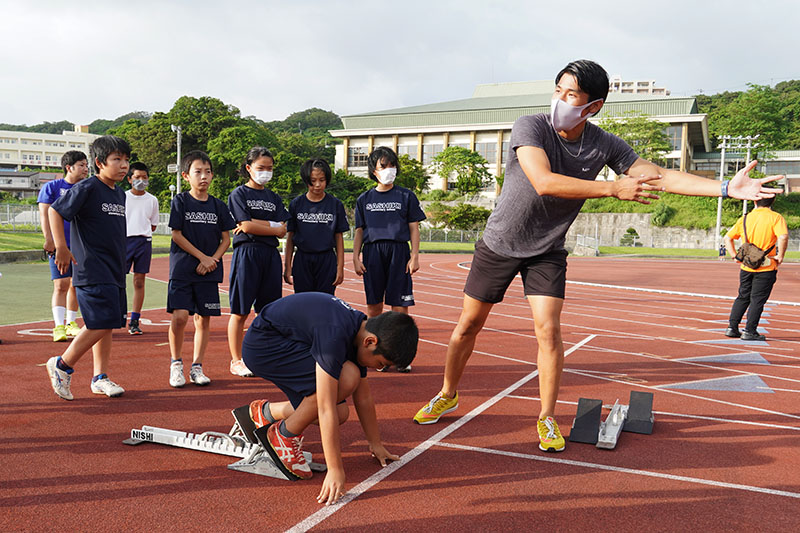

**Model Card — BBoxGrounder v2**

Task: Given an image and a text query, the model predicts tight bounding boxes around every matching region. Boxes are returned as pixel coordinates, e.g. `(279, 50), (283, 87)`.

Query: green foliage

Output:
(424, 201), (491, 230)
(430, 146), (492, 195)
(326, 169), (373, 210)
(266, 108), (343, 137)
(89, 112), (151, 134)
(650, 202), (675, 226)
(0, 120), (74, 133)
(397, 154), (429, 194)
(620, 227), (641, 246)
(206, 124), (278, 200)
(598, 112), (671, 165)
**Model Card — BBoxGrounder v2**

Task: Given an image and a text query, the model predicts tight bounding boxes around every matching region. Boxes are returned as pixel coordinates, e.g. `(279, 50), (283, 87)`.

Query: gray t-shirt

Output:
(483, 113), (639, 258)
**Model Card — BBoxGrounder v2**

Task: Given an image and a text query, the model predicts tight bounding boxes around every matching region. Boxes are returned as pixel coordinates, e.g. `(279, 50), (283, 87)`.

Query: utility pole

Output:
(171, 124), (182, 194)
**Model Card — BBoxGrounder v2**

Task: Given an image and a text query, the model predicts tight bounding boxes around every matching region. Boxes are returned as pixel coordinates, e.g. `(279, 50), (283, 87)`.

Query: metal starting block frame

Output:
(123, 405), (326, 480)
(569, 391), (654, 450)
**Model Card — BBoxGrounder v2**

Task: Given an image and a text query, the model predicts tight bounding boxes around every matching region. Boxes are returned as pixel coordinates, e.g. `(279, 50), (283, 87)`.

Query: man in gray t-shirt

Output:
(413, 59), (783, 453)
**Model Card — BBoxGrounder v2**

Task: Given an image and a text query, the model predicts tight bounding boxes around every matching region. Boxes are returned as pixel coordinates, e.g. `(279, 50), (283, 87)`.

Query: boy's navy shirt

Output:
(38, 178), (76, 248)
(50, 176), (126, 288)
(168, 191), (236, 283)
(249, 292), (368, 380)
(227, 185), (289, 248)
(354, 186), (426, 243)
(288, 193), (350, 252)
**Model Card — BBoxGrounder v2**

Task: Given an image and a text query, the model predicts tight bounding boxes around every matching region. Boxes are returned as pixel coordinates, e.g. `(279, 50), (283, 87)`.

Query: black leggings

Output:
(728, 269), (778, 333)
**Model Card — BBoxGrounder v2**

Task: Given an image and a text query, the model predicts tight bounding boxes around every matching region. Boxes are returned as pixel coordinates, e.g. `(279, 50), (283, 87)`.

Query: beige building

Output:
(330, 80), (709, 198)
(0, 125), (98, 171)
(609, 75), (670, 96)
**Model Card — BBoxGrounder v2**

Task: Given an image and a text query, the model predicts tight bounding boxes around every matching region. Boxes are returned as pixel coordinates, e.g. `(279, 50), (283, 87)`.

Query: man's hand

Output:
(317, 469), (346, 506)
(613, 175), (664, 204)
(727, 160), (784, 201)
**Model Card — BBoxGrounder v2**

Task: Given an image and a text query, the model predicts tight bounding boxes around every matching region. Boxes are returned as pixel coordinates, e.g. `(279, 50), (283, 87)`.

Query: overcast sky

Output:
(2, 0), (798, 126)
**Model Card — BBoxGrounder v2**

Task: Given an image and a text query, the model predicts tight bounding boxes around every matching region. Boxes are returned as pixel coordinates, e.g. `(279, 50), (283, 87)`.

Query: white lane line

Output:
(432, 442), (800, 499)
(285, 335), (596, 533)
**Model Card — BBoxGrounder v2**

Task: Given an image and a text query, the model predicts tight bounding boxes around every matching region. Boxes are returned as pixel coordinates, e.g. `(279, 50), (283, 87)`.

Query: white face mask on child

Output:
(376, 167), (397, 185)
(253, 170), (273, 185)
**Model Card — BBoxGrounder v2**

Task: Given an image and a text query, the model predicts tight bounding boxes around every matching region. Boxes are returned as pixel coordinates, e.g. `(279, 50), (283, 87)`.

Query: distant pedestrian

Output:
(718, 243), (726, 261)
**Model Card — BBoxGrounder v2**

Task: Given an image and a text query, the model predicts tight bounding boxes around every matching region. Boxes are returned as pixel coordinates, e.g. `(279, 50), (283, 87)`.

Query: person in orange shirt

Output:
(724, 195), (789, 341)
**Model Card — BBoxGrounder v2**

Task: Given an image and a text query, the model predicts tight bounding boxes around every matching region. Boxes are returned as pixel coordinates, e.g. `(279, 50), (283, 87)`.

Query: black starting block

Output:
(568, 391), (654, 450)
(123, 405), (327, 479)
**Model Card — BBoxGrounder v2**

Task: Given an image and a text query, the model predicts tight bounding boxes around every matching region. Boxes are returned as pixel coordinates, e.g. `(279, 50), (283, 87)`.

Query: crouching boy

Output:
(242, 292), (418, 505)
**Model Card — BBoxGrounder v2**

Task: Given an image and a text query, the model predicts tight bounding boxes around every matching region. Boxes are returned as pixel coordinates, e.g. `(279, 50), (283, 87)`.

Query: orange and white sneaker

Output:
(537, 416), (565, 452)
(249, 399), (272, 428)
(265, 422), (312, 479)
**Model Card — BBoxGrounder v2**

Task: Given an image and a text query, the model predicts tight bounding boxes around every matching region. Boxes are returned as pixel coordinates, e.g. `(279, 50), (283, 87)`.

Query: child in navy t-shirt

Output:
(285, 158), (349, 295)
(226, 147), (289, 378)
(45, 136), (132, 401)
(353, 147), (425, 372)
(241, 292), (418, 502)
(167, 150), (236, 389)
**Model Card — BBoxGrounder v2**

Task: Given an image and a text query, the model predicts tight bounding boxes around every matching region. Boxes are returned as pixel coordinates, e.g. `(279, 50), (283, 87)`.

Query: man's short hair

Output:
(61, 150), (87, 173)
(365, 311), (418, 369)
(128, 161), (149, 177)
(555, 59), (610, 103)
(367, 146), (400, 183)
(89, 136), (131, 173)
(181, 150), (213, 174)
(300, 158), (332, 186)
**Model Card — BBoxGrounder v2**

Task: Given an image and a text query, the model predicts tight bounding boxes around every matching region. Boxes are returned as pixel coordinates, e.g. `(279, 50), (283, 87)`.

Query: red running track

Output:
(1, 254), (799, 532)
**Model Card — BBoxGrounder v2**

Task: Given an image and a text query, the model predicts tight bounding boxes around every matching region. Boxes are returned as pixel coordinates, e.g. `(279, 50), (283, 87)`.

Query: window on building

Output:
(474, 142), (497, 165)
(763, 161), (800, 175)
(450, 143), (469, 149)
(664, 126), (682, 151)
(347, 147), (368, 167)
(664, 157), (681, 169)
(422, 144), (443, 165)
(501, 141), (510, 164)
(397, 145), (417, 159)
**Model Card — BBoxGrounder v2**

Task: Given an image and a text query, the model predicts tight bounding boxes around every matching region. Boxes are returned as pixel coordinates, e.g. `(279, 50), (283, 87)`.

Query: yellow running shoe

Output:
(53, 325), (68, 342)
(413, 392), (458, 425)
(65, 321), (81, 337)
(537, 416), (565, 452)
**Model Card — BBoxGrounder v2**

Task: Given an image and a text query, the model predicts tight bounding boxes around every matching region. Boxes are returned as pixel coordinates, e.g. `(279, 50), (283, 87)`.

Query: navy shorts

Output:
(126, 236), (153, 274)
(464, 239), (568, 303)
(167, 279), (221, 316)
(362, 241), (414, 307)
(229, 243), (282, 315)
(48, 253), (72, 280)
(242, 326), (315, 409)
(293, 249), (337, 295)
(75, 284), (126, 329)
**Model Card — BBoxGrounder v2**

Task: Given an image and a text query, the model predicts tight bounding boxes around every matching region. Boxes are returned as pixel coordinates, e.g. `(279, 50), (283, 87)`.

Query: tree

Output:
(708, 84), (787, 151)
(430, 146), (492, 195)
(326, 169), (373, 210)
(206, 124), (279, 200)
(598, 112), (672, 165)
(397, 154), (429, 194)
(424, 201), (491, 230)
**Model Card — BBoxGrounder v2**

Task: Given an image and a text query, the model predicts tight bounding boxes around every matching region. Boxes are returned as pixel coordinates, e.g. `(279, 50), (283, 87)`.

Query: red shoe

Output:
(249, 399), (270, 428)
(266, 423), (312, 480)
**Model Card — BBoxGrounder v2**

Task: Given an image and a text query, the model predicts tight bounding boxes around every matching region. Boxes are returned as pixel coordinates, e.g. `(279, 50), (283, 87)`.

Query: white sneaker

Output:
(398, 365), (412, 373)
(169, 360), (185, 388)
(91, 375), (125, 397)
(189, 364), (211, 386)
(46, 356), (73, 400)
(230, 359), (254, 377)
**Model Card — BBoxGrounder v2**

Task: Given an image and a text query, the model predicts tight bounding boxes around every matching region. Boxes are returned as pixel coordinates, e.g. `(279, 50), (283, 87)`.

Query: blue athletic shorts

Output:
(167, 279), (221, 316)
(362, 241), (414, 307)
(126, 236), (153, 274)
(228, 243), (282, 315)
(75, 284), (126, 329)
(242, 326), (315, 409)
(48, 253), (72, 280)
(293, 249), (337, 295)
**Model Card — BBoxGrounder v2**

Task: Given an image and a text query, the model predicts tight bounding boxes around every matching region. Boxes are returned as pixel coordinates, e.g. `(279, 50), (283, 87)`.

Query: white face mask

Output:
(132, 179), (148, 191)
(253, 170), (273, 185)
(376, 167), (397, 185)
(550, 97), (602, 132)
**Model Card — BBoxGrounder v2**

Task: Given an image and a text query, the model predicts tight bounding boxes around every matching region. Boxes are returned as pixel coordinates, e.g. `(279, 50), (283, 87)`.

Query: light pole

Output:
(171, 124), (182, 194)
(169, 183), (176, 202)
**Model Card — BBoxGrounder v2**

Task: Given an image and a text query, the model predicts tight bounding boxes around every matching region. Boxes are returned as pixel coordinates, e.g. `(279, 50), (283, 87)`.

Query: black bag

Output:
(734, 213), (774, 269)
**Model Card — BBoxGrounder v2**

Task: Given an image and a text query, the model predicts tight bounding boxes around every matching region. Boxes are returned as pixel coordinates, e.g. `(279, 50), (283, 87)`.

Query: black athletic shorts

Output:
(463, 239), (567, 303)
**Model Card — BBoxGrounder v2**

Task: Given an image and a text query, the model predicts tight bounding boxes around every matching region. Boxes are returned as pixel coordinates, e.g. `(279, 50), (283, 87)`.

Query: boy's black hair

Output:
(128, 161), (149, 177)
(367, 146), (400, 183)
(300, 158), (332, 186)
(181, 150), (213, 174)
(238, 146), (274, 178)
(89, 136), (132, 173)
(365, 311), (419, 369)
(755, 196), (777, 208)
(555, 59), (610, 103)
(61, 150), (87, 173)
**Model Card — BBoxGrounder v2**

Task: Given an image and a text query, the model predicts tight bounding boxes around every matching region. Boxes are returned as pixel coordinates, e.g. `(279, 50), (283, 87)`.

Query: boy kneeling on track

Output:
(242, 292), (418, 505)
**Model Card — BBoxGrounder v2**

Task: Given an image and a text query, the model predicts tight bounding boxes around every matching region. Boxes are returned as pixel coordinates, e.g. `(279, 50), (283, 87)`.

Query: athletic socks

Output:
(131, 312), (140, 322)
(92, 373), (107, 383)
(279, 420), (298, 438)
(66, 309), (78, 323)
(52, 306), (66, 326)
(261, 402), (277, 424)
(56, 356), (74, 374)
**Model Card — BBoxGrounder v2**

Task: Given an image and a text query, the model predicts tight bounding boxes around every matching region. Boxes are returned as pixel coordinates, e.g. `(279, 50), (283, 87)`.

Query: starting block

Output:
(123, 405), (327, 480)
(568, 391), (654, 450)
